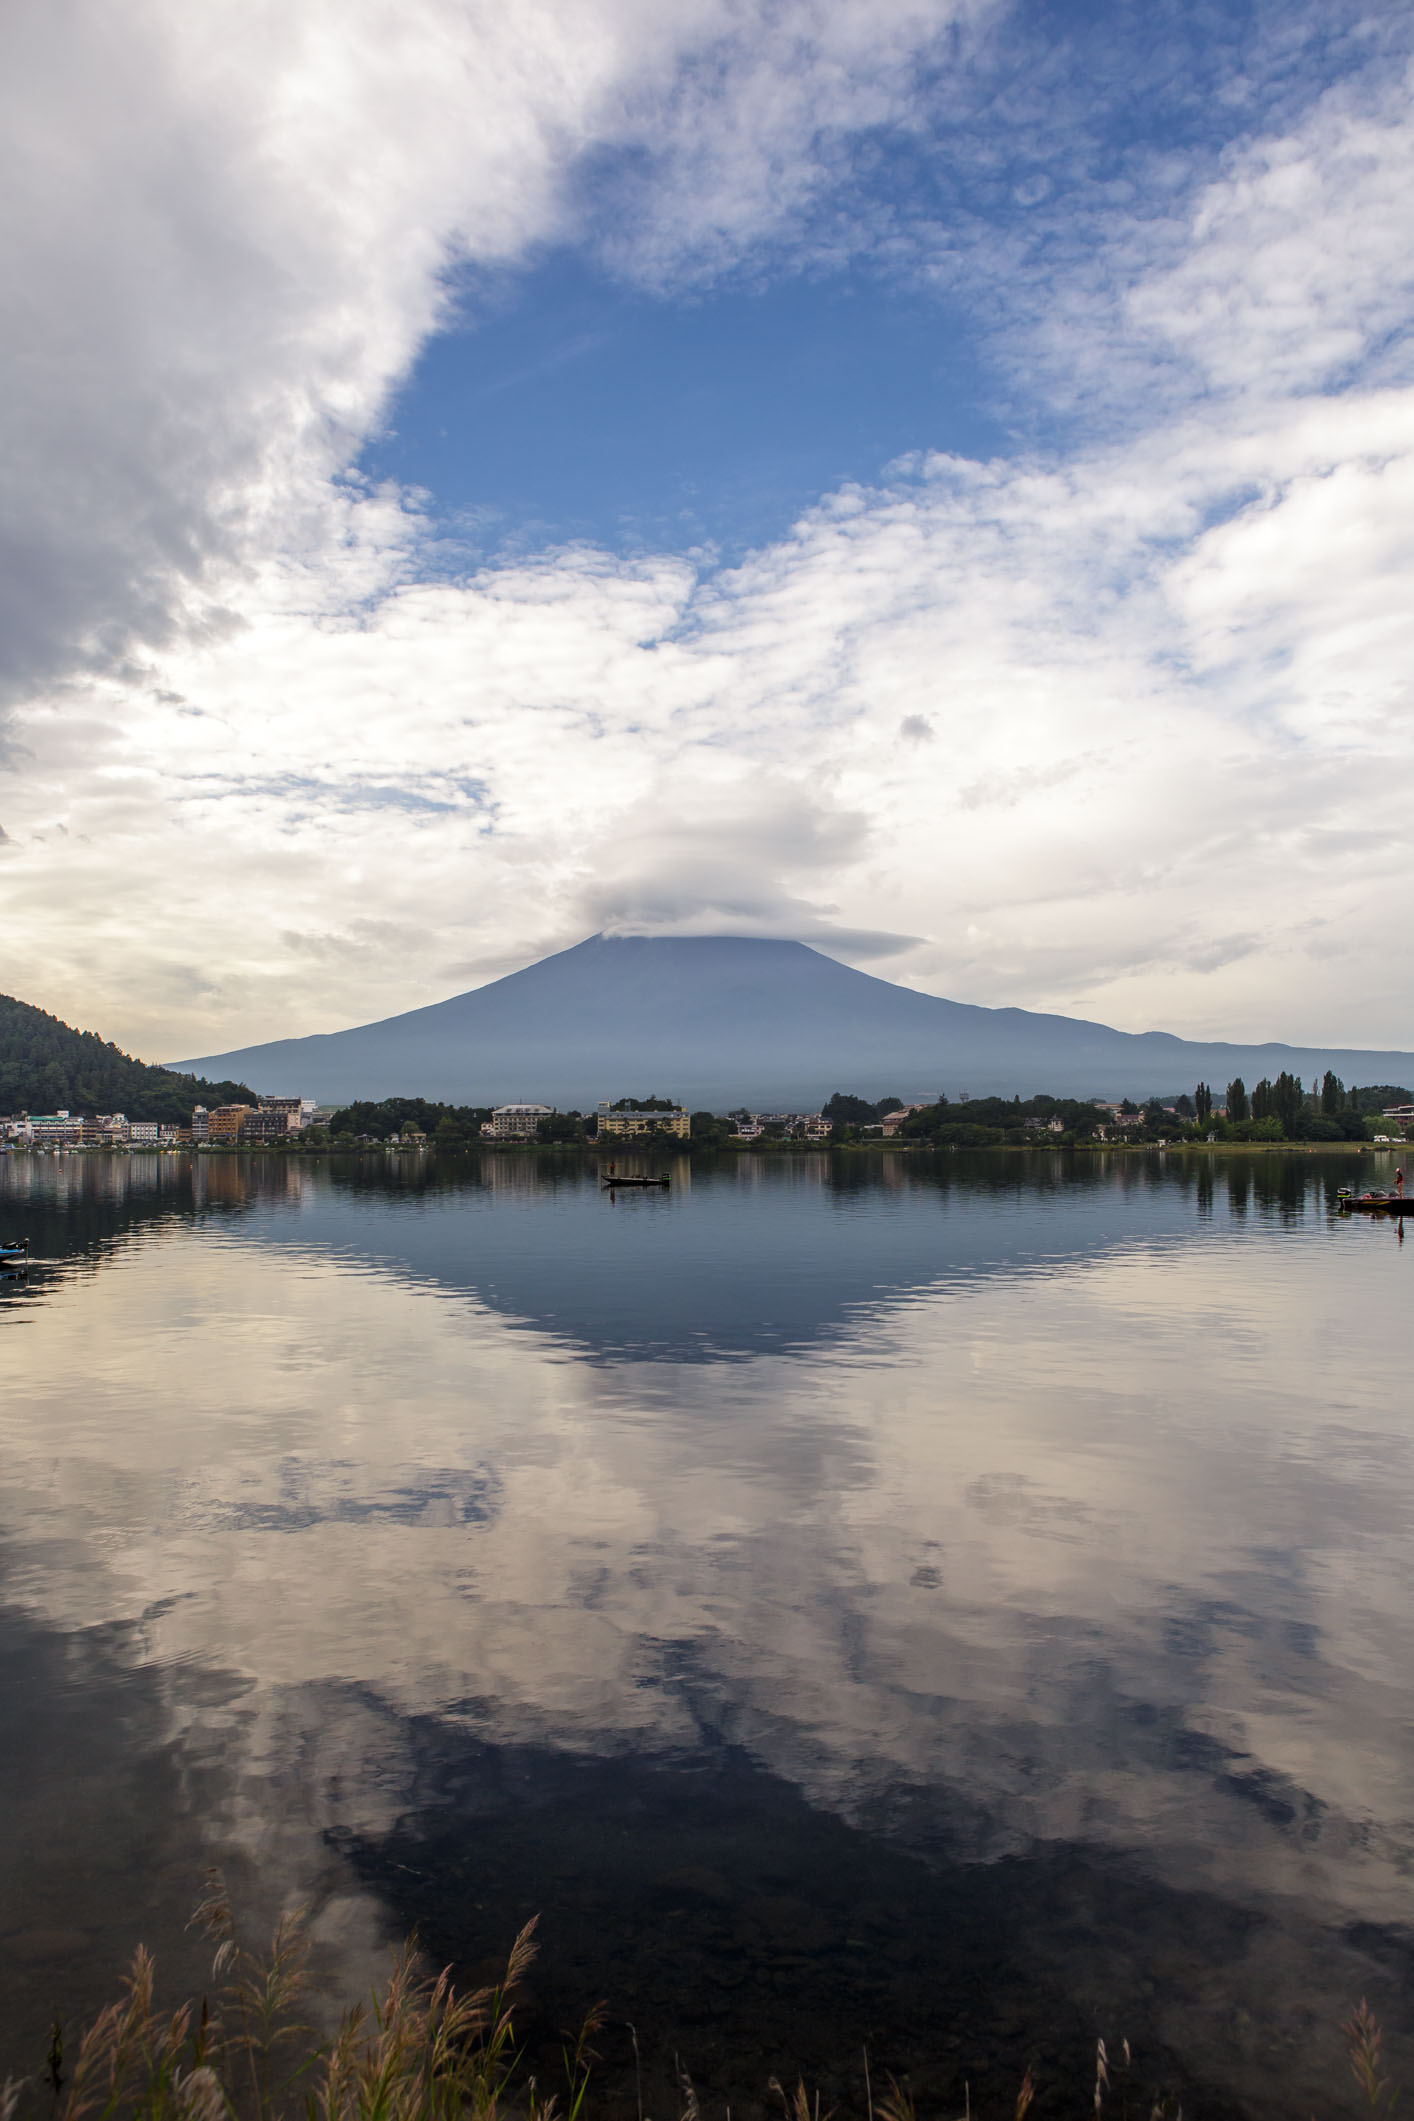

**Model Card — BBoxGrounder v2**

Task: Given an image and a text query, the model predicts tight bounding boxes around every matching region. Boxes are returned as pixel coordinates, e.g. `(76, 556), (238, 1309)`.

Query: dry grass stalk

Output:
(32, 1879), (540, 2121)
(1345, 2000), (1396, 2118)
(14, 1895), (1402, 2121)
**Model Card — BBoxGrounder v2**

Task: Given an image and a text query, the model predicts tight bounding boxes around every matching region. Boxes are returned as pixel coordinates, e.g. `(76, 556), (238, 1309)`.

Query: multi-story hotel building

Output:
(243, 1107), (295, 1142)
(482, 1103), (556, 1138)
(206, 1104), (255, 1144)
(597, 1102), (689, 1138)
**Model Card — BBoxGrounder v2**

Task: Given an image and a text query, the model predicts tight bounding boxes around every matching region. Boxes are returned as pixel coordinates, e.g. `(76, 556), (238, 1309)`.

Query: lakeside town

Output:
(4, 1077), (1412, 1150)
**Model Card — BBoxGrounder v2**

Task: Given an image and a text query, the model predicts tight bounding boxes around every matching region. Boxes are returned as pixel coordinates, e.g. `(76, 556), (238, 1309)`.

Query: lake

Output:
(1, 1147), (1411, 2119)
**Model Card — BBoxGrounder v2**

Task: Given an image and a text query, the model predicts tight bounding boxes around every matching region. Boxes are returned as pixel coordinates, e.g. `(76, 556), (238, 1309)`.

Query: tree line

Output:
(324, 1080), (1411, 1150)
(0, 994), (253, 1122)
(822, 1085), (1407, 1153)
(1217, 1071), (1409, 1141)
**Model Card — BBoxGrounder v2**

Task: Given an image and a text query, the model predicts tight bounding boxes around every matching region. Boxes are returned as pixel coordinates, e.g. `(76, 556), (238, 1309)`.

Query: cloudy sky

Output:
(3, 0), (1413, 1060)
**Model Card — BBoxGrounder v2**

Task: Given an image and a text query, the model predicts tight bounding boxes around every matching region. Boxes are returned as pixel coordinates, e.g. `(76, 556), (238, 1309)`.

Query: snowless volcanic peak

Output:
(170, 933), (1414, 1109)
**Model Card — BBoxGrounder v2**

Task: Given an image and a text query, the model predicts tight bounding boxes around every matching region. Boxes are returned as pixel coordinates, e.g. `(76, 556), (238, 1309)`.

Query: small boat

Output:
(1336, 1190), (1412, 1215)
(601, 1173), (670, 1190)
(0, 1238), (30, 1266)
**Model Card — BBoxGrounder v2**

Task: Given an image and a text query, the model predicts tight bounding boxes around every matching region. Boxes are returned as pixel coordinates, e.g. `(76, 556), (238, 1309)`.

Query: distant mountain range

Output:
(167, 933), (1414, 1109)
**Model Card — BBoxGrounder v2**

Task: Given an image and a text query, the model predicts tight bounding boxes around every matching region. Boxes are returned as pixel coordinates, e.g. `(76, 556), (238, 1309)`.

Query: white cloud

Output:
(1126, 63), (1414, 396)
(0, 0), (983, 711)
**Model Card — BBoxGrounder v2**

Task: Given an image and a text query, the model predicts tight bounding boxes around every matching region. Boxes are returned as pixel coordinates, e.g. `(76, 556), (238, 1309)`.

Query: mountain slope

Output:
(168, 934), (1414, 1107)
(0, 994), (253, 1119)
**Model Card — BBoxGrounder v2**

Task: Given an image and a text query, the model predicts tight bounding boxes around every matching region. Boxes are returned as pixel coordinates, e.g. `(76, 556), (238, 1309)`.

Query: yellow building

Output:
(597, 1101), (689, 1138)
(207, 1104), (255, 1144)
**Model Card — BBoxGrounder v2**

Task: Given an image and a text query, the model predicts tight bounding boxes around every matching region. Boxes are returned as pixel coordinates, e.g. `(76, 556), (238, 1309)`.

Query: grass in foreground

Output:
(2, 1877), (1400, 2121)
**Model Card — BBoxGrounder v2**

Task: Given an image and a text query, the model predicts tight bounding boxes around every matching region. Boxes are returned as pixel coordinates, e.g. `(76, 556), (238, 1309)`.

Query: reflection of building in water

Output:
(188, 1154), (311, 1209)
(482, 1104), (555, 1139)
(597, 1102), (689, 1138)
(479, 1151), (553, 1196)
(191, 1154), (252, 1207)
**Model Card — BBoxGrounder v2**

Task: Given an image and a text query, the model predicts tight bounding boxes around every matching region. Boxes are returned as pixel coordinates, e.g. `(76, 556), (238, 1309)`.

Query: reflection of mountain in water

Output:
(1, 1149), (1410, 2119)
(241, 1152), (1343, 1362)
(2, 1149), (1354, 1360)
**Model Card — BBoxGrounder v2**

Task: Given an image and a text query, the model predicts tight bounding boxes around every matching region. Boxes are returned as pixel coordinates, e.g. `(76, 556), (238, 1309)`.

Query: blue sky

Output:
(361, 254), (1001, 559)
(360, 0), (1383, 560)
(2, 0), (1413, 1057)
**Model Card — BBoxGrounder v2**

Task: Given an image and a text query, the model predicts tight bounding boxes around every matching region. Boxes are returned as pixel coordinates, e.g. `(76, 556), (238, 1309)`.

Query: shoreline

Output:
(1, 1138), (1402, 1159)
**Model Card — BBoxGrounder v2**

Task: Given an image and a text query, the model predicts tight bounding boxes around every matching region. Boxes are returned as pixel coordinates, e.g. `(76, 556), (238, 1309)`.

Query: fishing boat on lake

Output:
(600, 1170), (670, 1190)
(0, 1238), (30, 1267)
(1337, 1188), (1412, 1215)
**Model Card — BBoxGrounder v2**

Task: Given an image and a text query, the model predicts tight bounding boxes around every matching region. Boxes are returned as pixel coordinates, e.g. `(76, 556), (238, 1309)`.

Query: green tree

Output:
(1321, 1070), (1344, 1117)
(690, 1111), (733, 1143)
(1346, 1083), (1413, 1114)
(821, 1091), (904, 1126)
(1273, 1071), (1302, 1134)
(0, 994), (255, 1121)
(1195, 1082), (1213, 1125)
(328, 1098), (492, 1140)
(1226, 1077), (1248, 1122)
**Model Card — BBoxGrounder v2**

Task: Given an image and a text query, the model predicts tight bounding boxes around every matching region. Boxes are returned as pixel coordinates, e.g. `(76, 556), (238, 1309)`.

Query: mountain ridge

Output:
(0, 993), (254, 1120)
(167, 933), (1414, 1108)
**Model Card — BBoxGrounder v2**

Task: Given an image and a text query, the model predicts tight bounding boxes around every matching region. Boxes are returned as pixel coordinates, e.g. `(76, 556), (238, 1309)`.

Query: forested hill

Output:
(0, 995), (253, 1121)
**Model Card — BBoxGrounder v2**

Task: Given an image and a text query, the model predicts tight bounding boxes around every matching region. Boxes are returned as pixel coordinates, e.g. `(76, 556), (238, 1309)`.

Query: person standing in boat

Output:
(1397, 1166), (1405, 1196)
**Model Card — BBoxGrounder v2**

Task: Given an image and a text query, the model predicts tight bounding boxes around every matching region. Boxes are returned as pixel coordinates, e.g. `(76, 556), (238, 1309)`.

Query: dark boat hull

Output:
(601, 1177), (669, 1189)
(1337, 1193), (1411, 1214)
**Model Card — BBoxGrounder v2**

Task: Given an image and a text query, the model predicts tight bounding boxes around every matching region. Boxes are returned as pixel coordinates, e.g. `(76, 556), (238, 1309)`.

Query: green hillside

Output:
(0, 994), (253, 1122)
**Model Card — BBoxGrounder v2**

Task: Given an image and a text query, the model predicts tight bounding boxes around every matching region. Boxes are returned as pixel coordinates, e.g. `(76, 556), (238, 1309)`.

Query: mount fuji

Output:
(168, 934), (1414, 1110)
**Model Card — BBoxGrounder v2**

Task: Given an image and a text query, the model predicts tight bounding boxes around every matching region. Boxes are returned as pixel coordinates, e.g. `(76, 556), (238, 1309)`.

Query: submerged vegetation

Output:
(3, 1881), (1401, 2121)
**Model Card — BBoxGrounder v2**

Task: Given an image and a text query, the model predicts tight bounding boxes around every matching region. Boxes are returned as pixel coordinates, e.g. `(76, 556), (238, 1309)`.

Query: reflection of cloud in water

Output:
(1, 1160), (1412, 2110)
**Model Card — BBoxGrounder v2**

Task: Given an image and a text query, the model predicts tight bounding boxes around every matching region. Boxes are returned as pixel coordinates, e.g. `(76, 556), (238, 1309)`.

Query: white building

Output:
(734, 1112), (831, 1140)
(482, 1102), (556, 1139)
(26, 1112), (84, 1145)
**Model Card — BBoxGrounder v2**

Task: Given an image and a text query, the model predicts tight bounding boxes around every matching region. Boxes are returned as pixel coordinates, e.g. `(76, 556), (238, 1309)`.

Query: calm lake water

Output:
(2, 1148), (1411, 2118)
